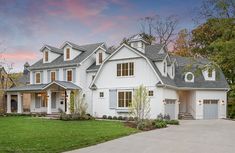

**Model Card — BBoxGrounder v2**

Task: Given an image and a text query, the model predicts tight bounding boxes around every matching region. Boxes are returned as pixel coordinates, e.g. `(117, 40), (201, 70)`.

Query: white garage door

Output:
(203, 100), (219, 119)
(165, 99), (176, 119)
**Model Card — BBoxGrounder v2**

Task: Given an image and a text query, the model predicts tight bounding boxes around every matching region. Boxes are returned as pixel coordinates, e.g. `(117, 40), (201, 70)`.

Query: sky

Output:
(0, 0), (204, 72)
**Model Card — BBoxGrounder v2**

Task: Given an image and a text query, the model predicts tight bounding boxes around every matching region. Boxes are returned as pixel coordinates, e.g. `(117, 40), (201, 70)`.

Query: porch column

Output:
(66, 90), (71, 114)
(47, 89), (52, 114)
(7, 92), (11, 113)
(17, 92), (22, 113)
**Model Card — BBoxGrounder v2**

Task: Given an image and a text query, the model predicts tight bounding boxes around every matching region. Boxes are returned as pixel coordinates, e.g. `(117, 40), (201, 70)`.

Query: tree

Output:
(173, 29), (192, 57)
(139, 15), (178, 47)
(198, 0), (235, 20)
(129, 85), (150, 129)
(74, 91), (88, 117)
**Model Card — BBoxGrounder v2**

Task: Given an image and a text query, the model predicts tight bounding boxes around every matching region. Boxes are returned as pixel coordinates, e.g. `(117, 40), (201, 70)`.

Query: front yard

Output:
(0, 116), (138, 153)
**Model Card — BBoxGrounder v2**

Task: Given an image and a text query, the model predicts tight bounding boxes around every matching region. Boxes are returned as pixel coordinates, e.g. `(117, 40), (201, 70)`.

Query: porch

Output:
(6, 81), (81, 114)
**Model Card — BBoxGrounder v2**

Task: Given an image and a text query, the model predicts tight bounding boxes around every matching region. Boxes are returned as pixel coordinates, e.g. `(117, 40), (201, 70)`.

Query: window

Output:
(51, 71), (56, 82)
(163, 62), (166, 74)
(208, 68), (213, 77)
(185, 72), (194, 82)
(117, 62), (134, 77)
(92, 75), (95, 80)
(66, 48), (70, 60)
(148, 90), (154, 96)
(45, 51), (48, 62)
(98, 52), (103, 64)
(118, 91), (132, 108)
(35, 72), (41, 84)
(67, 70), (72, 82)
(99, 92), (104, 98)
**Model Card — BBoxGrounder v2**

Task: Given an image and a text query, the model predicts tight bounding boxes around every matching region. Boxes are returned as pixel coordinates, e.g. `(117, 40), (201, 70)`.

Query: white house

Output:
(6, 34), (229, 120)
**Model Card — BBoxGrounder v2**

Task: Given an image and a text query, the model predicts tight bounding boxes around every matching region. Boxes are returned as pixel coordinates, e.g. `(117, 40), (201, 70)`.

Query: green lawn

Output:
(0, 117), (138, 153)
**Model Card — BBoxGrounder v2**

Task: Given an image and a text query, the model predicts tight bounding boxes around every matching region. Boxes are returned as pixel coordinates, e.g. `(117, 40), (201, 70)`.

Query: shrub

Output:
(60, 113), (71, 121)
(138, 119), (155, 130)
(128, 117), (134, 121)
(123, 117), (128, 121)
(157, 113), (164, 120)
(108, 116), (112, 120)
(118, 116), (123, 120)
(113, 116), (117, 120)
(165, 120), (179, 125)
(102, 115), (107, 119)
(71, 113), (80, 120)
(164, 114), (170, 120)
(155, 120), (167, 128)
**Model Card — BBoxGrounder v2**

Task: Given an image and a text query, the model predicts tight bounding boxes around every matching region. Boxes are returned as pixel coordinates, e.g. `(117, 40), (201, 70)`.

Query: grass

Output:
(0, 116), (138, 153)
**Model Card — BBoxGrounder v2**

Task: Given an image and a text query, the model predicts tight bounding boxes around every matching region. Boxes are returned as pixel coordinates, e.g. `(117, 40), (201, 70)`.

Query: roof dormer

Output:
(202, 67), (216, 81)
(95, 46), (107, 65)
(40, 45), (62, 63)
(61, 41), (86, 61)
(128, 34), (148, 53)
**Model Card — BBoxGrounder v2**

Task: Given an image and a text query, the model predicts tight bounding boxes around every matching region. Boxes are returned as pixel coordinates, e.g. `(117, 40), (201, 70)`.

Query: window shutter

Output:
(63, 69), (66, 81)
(35, 95), (40, 108)
(32, 72), (35, 84)
(47, 70), (51, 82)
(56, 69), (59, 81)
(109, 89), (117, 109)
(72, 68), (76, 83)
(40, 71), (43, 84)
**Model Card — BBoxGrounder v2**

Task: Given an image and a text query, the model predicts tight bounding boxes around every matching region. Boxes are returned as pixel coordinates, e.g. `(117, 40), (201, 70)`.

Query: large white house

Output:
(6, 34), (229, 119)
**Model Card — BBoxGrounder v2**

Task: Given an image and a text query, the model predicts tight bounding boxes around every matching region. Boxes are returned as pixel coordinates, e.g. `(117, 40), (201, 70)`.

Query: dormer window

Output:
(99, 52), (103, 64)
(185, 72), (194, 83)
(164, 62), (166, 74)
(66, 48), (70, 60)
(45, 51), (48, 62)
(208, 68), (213, 78)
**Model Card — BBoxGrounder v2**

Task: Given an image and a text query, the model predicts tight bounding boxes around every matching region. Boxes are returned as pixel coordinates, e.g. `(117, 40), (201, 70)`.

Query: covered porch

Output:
(6, 81), (81, 114)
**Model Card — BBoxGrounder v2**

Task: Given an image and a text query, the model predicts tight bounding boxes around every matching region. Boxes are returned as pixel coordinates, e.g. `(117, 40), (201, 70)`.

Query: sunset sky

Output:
(0, 0), (203, 72)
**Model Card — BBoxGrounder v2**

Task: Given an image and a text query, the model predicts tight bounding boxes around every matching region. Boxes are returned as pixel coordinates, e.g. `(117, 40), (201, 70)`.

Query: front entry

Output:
(165, 99), (176, 119)
(203, 100), (219, 119)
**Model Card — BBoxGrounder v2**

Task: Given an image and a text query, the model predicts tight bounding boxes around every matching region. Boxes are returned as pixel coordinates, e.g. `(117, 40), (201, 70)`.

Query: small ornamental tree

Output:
(74, 91), (88, 118)
(129, 85), (151, 129)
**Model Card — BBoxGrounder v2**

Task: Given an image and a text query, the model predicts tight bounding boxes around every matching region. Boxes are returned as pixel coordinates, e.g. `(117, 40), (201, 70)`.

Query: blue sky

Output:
(0, 0), (203, 72)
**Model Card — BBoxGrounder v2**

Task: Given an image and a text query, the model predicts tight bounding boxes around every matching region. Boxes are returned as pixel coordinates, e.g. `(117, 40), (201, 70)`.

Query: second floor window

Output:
(99, 52), (103, 64)
(208, 68), (213, 77)
(45, 51), (48, 62)
(51, 71), (56, 82)
(66, 48), (70, 60)
(35, 72), (41, 84)
(67, 70), (72, 82)
(117, 62), (134, 76)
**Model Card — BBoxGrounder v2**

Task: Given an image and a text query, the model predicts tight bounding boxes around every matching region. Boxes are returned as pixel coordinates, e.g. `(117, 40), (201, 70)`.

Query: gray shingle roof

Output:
(145, 44), (167, 61)
(87, 62), (100, 72)
(66, 41), (87, 51)
(7, 80), (80, 92)
(45, 45), (63, 54)
(30, 42), (103, 70)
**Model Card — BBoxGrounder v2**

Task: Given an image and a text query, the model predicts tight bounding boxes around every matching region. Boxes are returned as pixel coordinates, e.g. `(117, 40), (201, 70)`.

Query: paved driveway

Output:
(66, 120), (235, 153)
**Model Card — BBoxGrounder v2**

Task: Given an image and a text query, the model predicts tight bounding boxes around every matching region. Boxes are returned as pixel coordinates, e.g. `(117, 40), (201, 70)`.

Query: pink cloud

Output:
(2, 51), (38, 62)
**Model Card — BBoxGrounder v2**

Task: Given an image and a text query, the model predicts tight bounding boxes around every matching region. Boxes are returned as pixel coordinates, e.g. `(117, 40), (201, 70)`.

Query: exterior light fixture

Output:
(198, 100), (202, 105)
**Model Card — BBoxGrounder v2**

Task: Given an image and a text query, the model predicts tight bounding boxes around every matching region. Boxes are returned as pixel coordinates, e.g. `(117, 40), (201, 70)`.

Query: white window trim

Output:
(185, 72), (194, 82)
(117, 90), (133, 109)
(66, 69), (73, 82)
(116, 62), (134, 77)
(65, 47), (71, 61)
(50, 71), (56, 82)
(35, 72), (41, 84)
(44, 51), (49, 63)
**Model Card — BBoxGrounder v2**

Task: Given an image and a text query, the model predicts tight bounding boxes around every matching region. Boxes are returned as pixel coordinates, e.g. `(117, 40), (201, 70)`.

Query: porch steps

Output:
(179, 112), (194, 120)
(45, 113), (60, 119)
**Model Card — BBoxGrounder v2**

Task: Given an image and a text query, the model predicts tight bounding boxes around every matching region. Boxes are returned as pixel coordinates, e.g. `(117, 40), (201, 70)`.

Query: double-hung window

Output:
(35, 72), (41, 84)
(67, 70), (72, 82)
(118, 91), (132, 108)
(51, 71), (56, 82)
(117, 62), (134, 77)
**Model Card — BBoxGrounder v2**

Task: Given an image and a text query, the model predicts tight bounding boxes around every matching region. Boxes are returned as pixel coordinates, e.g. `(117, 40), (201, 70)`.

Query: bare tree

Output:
(138, 15), (178, 47)
(129, 85), (150, 129)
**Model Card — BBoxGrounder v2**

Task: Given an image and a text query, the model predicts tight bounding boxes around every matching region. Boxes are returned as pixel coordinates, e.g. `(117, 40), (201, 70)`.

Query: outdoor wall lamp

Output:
(221, 100), (225, 105)
(198, 100), (202, 105)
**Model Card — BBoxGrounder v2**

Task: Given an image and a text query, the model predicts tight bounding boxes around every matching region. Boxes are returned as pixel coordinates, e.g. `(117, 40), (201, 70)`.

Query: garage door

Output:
(203, 100), (218, 119)
(165, 99), (176, 119)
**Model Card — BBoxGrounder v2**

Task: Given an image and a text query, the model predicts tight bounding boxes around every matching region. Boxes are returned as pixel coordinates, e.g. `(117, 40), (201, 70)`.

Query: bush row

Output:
(102, 115), (135, 121)
(60, 113), (94, 121)
(137, 119), (179, 130)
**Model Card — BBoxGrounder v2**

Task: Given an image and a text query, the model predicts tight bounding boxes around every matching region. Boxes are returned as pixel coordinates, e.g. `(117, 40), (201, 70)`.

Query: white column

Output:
(17, 92), (22, 113)
(7, 93), (11, 113)
(66, 90), (71, 114)
(47, 90), (52, 114)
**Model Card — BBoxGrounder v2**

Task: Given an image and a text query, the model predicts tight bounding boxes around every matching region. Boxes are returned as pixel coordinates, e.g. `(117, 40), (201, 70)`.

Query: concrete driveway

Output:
(66, 120), (235, 153)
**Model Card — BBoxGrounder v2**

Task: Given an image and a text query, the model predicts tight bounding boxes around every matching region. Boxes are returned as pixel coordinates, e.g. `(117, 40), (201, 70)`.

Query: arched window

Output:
(185, 72), (194, 82)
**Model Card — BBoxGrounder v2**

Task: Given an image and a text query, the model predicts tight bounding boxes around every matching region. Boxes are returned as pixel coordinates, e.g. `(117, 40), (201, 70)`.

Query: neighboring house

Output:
(0, 66), (15, 113)
(6, 34), (229, 119)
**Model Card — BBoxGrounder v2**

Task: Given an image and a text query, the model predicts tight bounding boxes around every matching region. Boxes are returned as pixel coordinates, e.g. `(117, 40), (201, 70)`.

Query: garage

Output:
(165, 99), (176, 119)
(203, 100), (219, 119)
